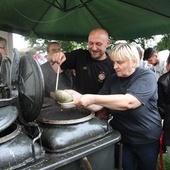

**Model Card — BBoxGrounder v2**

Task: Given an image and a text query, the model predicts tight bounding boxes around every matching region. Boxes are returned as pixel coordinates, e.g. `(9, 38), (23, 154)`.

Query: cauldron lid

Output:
(0, 105), (18, 132)
(0, 49), (20, 87)
(0, 57), (11, 86)
(11, 48), (20, 86)
(0, 57), (18, 107)
(18, 53), (44, 122)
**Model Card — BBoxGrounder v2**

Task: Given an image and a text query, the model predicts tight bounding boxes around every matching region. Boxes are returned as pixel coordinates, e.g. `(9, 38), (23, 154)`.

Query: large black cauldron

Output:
(0, 51), (121, 170)
(0, 50), (44, 169)
(36, 105), (113, 152)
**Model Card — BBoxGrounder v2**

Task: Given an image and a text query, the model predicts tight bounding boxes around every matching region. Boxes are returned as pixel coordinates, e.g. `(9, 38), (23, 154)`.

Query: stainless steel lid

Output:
(18, 53), (44, 122)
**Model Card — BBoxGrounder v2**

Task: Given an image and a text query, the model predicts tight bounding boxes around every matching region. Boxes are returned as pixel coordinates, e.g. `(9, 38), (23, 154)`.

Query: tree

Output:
(23, 33), (167, 54)
(24, 32), (49, 53)
(155, 34), (170, 51)
(23, 33), (87, 53)
(59, 41), (87, 52)
(131, 36), (154, 49)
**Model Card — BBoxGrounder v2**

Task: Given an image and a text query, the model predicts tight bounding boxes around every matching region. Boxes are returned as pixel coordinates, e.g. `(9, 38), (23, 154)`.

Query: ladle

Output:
(56, 90), (73, 103)
(55, 65), (60, 91)
(55, 65), (74, 104)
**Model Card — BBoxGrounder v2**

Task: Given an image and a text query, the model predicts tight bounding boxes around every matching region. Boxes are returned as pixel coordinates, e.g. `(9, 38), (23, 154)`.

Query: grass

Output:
(157, 153), (170, 170)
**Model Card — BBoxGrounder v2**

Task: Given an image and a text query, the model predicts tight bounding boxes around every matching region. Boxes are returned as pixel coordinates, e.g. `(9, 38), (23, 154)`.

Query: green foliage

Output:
(157, 153), (170, 170)
(155, 34), (170, 51)
(24, 33), (47, 53)
(132, 36), (154, 49)
(27, 48), (37, 56)
(23, 33), (87, 53)
(59, 41), (87, 52)
(22, 33), (169, 54)
(19, 51), (25, 55)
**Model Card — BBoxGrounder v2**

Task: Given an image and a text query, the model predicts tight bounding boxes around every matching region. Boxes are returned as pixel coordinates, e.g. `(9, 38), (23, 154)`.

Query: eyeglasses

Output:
(49, 48), (61, 53)
(0, 46), (7, 50)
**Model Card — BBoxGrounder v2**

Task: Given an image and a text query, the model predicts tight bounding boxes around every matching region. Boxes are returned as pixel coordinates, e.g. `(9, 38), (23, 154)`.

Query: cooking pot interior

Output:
(37, 106), (95, 125)
(0, 123), (21, 144)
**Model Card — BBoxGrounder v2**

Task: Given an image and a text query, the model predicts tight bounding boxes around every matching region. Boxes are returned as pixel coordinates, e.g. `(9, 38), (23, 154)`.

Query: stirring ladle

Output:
(55, 65), (60, 91)
(55, 65), (74, 103)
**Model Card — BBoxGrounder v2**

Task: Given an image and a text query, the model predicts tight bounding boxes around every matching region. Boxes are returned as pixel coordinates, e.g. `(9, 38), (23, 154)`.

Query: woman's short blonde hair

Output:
(110, 43), (140, 68)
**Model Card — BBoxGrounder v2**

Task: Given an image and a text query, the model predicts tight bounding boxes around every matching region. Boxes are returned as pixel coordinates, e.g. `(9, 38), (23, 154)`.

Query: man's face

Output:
(113, 59), (135, 77)
(0, 42), (7, 58)
(47, 44), (61, 62)
(88, 31), (110, 60)
(147, 55), (158, 66)
(166, 60), (170, 72)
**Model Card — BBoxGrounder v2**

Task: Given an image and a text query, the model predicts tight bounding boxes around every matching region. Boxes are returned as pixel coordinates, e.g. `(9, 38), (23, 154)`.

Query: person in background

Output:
(157, 53), (170, 158)
(68, 43), (162, 170)
(41, 42), (73, 100)
(0, 37), (8, 65)
(37, 52), (47, 65)
(52, 28), (115, 94)
(130, 42), (151, 69)
(143, 47), (169, 79)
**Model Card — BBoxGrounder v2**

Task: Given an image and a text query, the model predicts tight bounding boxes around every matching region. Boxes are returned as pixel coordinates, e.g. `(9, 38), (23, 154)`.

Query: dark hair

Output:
(0, 37), (7, 43)
(143, 47), (157, 60)
(47, 42), (60, 52)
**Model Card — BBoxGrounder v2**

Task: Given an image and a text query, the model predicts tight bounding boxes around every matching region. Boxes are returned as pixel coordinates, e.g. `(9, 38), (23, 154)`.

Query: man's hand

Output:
(52, 51), (66, 65)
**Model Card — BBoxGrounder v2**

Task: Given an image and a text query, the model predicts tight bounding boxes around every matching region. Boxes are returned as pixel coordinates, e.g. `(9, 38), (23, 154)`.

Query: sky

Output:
(13, 33), (29, 50)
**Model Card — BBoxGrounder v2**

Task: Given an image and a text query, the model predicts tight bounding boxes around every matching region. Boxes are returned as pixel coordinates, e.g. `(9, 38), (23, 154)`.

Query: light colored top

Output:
(153, 50), (169, 80)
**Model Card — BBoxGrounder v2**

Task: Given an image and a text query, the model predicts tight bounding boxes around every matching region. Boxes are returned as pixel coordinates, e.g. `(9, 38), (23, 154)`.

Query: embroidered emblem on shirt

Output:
(98, 72), (105, 82)
(83, 66), (88, 70)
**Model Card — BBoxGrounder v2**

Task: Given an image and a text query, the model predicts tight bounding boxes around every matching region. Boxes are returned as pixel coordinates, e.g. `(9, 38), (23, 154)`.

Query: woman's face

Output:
(113, 59), (136, 77)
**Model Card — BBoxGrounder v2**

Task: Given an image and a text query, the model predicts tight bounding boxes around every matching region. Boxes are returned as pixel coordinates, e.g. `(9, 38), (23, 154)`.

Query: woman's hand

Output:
(64, 89), (82, 101)
(75, 94), (95, 107)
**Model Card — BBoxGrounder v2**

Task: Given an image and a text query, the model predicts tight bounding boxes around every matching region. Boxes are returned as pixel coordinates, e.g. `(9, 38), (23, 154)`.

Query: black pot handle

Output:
(107, 114), (113, 132)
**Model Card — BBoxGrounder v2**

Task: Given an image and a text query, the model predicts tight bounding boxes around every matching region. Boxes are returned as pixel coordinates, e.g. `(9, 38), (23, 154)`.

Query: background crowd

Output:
(0, 28), (170, 170)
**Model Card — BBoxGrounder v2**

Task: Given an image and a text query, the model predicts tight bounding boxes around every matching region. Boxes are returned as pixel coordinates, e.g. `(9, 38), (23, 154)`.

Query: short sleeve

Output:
(127, 71), (157, 105)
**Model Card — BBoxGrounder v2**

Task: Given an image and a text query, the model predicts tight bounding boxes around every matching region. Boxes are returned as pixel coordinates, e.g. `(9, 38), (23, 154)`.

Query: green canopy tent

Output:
(0, 0), (170, 41)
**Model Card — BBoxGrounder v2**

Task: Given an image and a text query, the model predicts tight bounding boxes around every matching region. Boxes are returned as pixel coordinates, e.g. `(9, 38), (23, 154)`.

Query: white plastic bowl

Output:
(58, 101), (76, 109)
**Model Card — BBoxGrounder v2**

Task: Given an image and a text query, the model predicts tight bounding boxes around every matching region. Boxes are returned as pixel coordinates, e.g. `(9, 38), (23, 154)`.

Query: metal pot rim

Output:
(0, 123), (21, 144)
(37, 110), (95, 125)
(0, 96), (17, 107)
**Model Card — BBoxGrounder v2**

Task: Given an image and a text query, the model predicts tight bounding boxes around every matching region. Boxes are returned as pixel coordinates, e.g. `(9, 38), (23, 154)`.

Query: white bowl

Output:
(58, 101), (76, 109)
